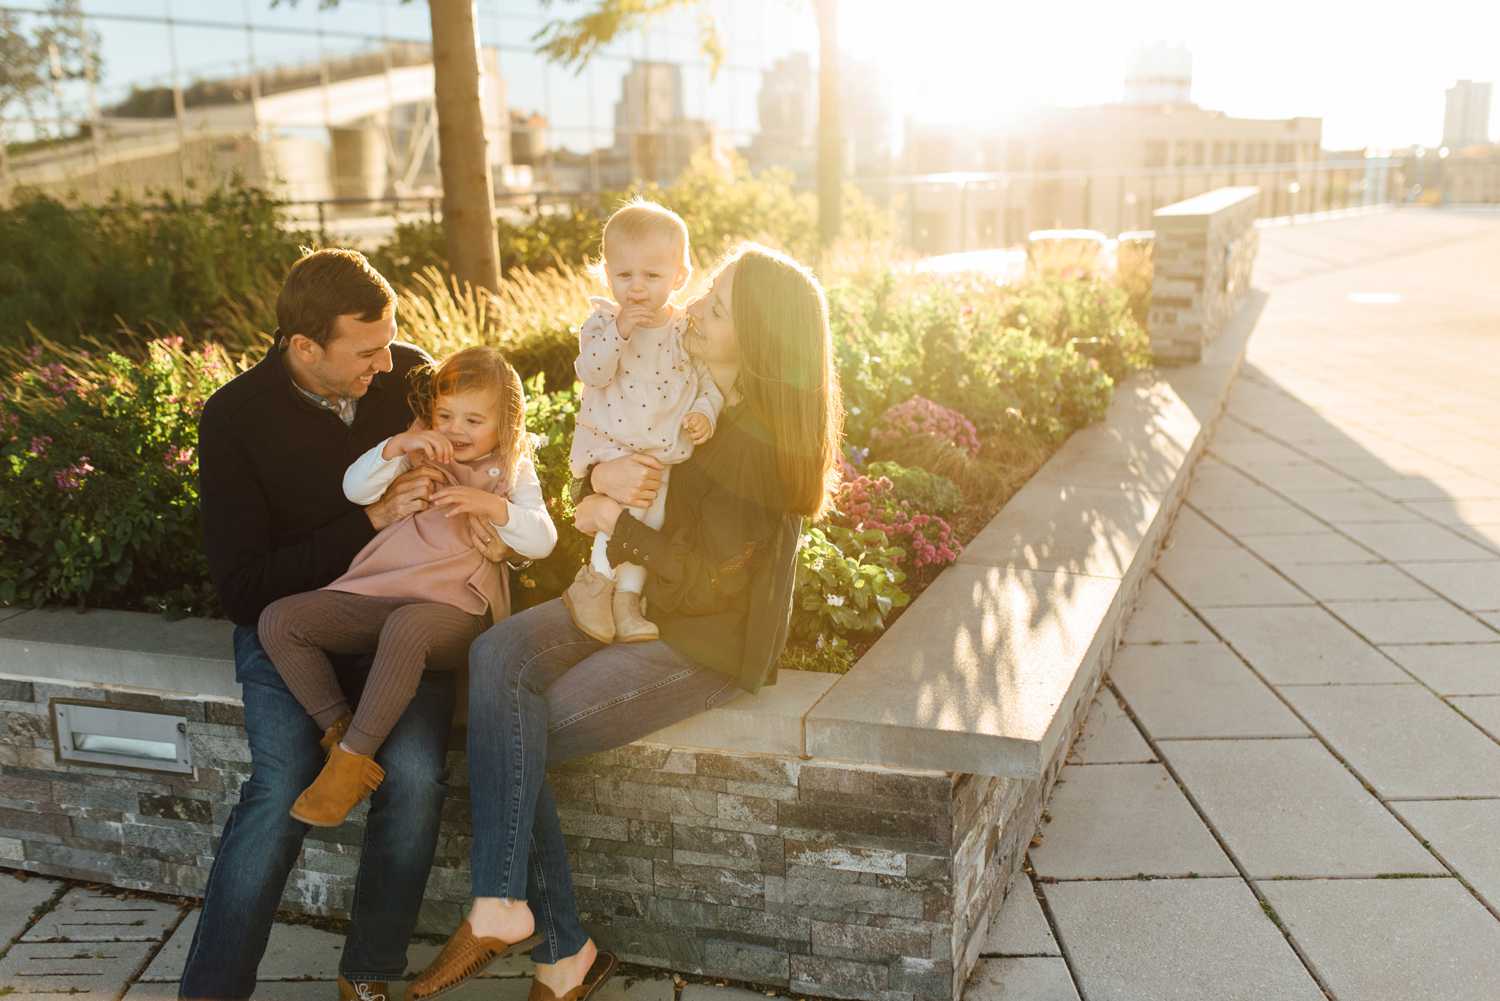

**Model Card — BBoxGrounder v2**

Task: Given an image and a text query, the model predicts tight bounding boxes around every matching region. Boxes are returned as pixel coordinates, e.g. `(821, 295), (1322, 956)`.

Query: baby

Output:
(565, 198), (723, 643)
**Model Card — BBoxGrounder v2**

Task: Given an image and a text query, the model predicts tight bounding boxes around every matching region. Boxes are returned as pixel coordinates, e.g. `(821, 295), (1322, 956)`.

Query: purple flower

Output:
(28, 435), (52, 457)
(53, 456), (95, 492)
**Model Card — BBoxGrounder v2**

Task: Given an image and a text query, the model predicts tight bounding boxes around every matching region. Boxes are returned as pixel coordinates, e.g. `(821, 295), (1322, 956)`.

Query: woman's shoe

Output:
(562, 566), (615, 643)
(408, 921), (542, 1000)
(611, 591), (658, 643)
(527, 952), (619, 1001)
(320, 713), (353, 754)
(336, 975), (388, 1001)
(289, 743), (384, 827)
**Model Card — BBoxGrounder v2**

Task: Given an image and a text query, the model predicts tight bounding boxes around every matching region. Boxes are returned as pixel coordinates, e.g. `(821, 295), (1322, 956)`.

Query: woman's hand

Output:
(465, 515), (510, 561)
(590, 453), (664, 508)
(384, 429), (453, 464)
(431, 485), (506, 523)
(573, 494), (623, 537)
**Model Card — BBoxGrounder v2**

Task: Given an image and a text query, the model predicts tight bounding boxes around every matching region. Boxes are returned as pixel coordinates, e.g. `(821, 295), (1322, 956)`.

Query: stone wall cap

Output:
(1155, 186), (1260, 219)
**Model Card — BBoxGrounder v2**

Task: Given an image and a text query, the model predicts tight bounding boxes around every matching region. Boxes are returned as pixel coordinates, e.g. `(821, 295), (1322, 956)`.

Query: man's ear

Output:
(287, 332), (322, 361)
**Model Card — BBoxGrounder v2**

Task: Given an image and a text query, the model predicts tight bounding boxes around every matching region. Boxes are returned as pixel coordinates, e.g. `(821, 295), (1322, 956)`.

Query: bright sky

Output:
(840, 0), (1500, 151)
(28, 0), (1500, 155)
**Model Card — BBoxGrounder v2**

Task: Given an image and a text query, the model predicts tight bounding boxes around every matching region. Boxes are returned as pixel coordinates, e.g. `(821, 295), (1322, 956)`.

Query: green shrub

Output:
(513, 373), (587, 607)
(0, 182), (310, 352)
(998, 277), (1151, 382)
(0, 338), (228, 615)
(864, 461), (962, 517)
(791, 524), (909, 652)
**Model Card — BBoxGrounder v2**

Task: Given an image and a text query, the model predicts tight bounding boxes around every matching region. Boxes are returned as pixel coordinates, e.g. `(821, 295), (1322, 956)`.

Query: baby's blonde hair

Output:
(594, 197), (693, 285)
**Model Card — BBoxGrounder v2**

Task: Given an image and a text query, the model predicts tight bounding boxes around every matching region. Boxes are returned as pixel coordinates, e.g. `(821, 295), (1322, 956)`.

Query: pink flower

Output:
(164, 446), (195, 471)
(870, 396), (980, 457)
(53, 456), (95, 492)
(28, 435), (52, 457)
(36, 363), (78, 396)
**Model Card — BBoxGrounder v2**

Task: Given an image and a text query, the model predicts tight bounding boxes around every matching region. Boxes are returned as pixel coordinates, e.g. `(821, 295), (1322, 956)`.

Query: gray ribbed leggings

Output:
(257, 590), (487, 755)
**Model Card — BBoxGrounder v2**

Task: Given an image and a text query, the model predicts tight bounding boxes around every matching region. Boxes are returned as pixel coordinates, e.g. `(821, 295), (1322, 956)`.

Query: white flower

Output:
(824, 593), (846, 607)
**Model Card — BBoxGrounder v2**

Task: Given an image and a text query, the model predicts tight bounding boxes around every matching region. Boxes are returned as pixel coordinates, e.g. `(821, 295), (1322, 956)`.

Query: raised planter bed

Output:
(0, 221), (1264, 1001)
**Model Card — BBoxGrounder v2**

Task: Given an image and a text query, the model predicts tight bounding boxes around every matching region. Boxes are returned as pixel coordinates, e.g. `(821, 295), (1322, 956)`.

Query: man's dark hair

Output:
(275, 247), (396, 349)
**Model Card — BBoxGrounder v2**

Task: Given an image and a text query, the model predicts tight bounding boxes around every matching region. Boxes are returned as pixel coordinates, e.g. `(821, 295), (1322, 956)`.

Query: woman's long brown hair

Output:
(726, 244), (843, 520)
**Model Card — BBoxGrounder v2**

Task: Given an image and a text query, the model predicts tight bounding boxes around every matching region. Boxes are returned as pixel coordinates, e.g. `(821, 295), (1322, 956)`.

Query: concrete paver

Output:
(1164, 508), (1240, 549)
(1120, 575), (1218, 645)
(1396, 561), (1500, 611)
(1066, 689), (1154, 764)
(1156, 544), (1311, 608)
(1042, 879), (1324, 1001)
(1111, 645), (1307, 739)
(1238, 532), (1377, 565)
(1337, 522), (1497, 562)
(1158, 739), (1441, 878)
(965, 957), (1079, 1001)
(982, 873), (1060, 956)
(0, 940), (155, 995)
(0, 871), (62, 946)
(1450, 695), (1500, 739)
(1279, 684), (1500, 798)
(1392, 799), (1500, 911)
(1258, 878), (1500, 1001)
(1196, 502), (1327, 536)
(1328, 599), (1499, 644)
(1201, 606), (1410, 684)
(1282, 489), (1422, 524)
(1275, 562), (1435, 601)
(1028, 764), (1234, 879)
(1379, 643), (1500, 694)
(22, 888), (181, 943)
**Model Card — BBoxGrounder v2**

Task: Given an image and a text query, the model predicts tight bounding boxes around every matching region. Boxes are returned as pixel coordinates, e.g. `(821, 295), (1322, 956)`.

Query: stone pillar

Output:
(329, 116), (389, 203)
(1147, 186), (1260, 364)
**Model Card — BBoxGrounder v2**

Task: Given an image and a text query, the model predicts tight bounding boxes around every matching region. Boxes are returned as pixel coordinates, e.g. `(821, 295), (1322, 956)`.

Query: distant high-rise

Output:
(1125, 42), (1193, 107)
(1443, 80), (1492, 150)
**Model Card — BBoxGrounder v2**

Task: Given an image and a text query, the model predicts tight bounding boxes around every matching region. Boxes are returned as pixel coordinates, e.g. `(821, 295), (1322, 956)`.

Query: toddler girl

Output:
(565, 198), (723, 643)
(258, 346), (556, 827)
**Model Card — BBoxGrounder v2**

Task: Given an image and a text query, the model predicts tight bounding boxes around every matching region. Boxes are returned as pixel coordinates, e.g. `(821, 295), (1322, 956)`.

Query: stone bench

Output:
(0, 252), (1263, 1001)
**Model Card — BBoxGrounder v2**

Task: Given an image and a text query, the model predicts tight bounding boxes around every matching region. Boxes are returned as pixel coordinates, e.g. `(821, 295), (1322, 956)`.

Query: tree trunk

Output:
(813, 0), (842, 253)
(428, 0), (500, 292)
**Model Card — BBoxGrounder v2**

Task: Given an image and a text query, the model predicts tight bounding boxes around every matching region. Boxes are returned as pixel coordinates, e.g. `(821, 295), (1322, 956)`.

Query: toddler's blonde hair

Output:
(594, 197), (692, 286)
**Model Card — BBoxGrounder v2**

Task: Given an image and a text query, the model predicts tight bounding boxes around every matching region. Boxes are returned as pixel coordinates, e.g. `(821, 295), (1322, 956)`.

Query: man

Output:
(182, 248), (502, 1001)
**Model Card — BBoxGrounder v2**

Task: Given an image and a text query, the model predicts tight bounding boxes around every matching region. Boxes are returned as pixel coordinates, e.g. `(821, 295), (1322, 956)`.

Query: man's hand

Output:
(573, 494), (623, 537)
(466, 515), (510, 562)
(616, 303), (666, 339)
(366, 466), (446, 531)
(590, 453), (664, 508)
(682, 412), (712, 445)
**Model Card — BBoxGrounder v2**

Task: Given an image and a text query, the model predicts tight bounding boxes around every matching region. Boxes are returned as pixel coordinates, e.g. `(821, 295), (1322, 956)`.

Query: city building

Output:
(1443, 80), (1493, 151)
(746, 52), (894, 184)
(1443, 144), (1500, 203)
(1124, 41), (1193, 106)
(903, 104), (1325, 252)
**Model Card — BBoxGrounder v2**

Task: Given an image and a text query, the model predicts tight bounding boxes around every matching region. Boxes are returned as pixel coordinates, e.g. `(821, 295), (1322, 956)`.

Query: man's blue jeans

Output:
(178, 626), (454, 1000)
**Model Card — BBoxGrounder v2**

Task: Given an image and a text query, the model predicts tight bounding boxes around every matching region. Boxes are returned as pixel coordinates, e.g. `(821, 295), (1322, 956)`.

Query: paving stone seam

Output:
(1201, 417), (1500, 636)
(1148, 570), (1500, 925)
(1085, 676), (1339, 999)
(1182, 499), (1500, 750)
(1022, 863), (1093, 1001)
(122, 900), (192, 997)
(0, 877), (70, 961)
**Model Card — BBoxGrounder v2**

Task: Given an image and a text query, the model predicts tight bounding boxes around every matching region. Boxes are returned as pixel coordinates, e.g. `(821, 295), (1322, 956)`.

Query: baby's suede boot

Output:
(563, 565), (616, 643)
(612, 591), (658, 643)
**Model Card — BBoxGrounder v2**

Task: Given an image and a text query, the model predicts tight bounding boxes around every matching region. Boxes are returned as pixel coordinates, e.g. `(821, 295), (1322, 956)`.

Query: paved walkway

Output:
(971, 208), (1500, 1000)
(4, 210), (1498, 1001)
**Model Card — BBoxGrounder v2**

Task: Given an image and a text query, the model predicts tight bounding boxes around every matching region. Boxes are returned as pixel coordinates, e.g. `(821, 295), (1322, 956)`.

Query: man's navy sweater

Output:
(198, 341), (430, 627)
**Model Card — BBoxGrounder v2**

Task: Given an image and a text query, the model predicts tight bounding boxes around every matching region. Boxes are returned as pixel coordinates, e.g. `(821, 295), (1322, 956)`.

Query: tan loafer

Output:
(527, 952), (619, 1001)
(562, 566), (615, 643)
(290, 743), (384, 827)
(408, 920), (542, 1000)
(336, 975), (388, 1000)
(611, 591), (658, 643)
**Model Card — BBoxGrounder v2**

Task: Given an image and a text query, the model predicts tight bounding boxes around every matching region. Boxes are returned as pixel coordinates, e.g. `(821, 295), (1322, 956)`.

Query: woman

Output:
(409, 244), (843, 1001)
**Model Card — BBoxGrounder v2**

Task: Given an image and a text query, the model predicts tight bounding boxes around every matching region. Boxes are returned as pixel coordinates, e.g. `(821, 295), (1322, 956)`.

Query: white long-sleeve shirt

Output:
(343, 438), (557, 560)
